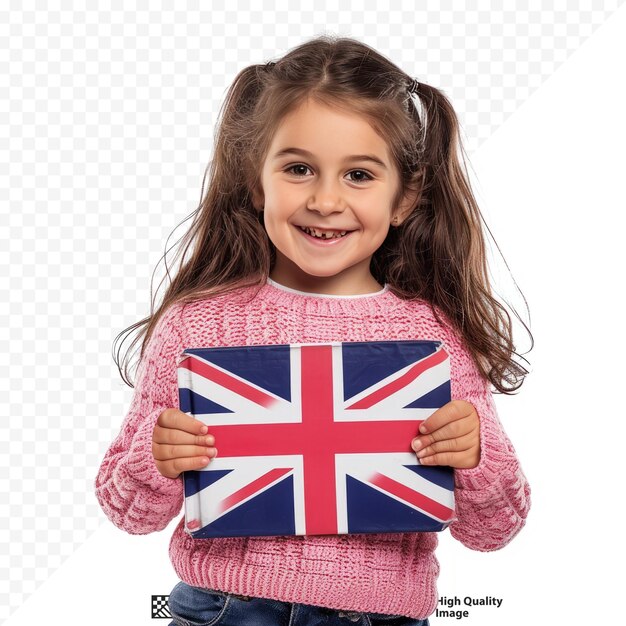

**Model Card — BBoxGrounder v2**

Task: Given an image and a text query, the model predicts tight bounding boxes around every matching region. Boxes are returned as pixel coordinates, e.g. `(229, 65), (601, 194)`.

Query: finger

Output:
(153, 423), (215, 447)
(413, 414), (475, 450)
(418, 400), (474, 436)
(418, 450), (478, 469)
(414, 431), (478, 459)
(157, 408), (209, 435)
(152, 442), (218, 462)
(156, 455), (214, 479)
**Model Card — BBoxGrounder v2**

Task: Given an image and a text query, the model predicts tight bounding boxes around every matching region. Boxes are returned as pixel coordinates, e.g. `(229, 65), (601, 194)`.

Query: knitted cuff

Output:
(94, 414), (184, 534)
(453, 390), (519, 494)
(454, 442), (517, 493)
(125, 410), (183, 496)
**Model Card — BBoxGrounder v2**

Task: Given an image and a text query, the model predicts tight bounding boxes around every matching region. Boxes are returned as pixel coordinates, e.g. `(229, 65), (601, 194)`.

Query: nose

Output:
(306, 176), (346, 215)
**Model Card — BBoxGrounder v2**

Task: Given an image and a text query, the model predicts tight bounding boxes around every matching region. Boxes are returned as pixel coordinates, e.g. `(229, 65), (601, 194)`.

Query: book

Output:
(177, 339), (456, 538)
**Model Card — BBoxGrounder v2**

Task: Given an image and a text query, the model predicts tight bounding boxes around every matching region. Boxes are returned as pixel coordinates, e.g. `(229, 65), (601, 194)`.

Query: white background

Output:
(2, 2), (625, 624)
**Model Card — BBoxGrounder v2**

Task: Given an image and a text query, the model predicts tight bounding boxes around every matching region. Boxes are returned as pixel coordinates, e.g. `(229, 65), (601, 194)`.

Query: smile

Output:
(297, 225), (352, 240)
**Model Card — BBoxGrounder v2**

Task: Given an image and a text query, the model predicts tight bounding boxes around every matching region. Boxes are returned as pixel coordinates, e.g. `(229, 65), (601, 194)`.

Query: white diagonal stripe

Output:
(335, 453), (455, 524)
(337, 353), (450, 420)
(178, 353), (295, 422)
(185, 455), (304, 532)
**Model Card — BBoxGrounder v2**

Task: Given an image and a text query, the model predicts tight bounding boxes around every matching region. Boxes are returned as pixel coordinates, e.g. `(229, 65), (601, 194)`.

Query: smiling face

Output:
(254, 98), (416, 295)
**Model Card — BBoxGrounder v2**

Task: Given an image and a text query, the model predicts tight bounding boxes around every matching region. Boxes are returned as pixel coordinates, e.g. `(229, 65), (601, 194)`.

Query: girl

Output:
(95, 35), (531, 625)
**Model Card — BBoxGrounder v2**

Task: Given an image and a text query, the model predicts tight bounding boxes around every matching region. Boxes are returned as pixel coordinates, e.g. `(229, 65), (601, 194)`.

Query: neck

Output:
(266, 276), (388, 299)
(268, 271), (384, 297)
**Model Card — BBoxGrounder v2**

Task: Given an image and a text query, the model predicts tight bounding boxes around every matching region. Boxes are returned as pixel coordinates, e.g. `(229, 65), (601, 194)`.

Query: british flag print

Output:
(177, 340), (456, 539)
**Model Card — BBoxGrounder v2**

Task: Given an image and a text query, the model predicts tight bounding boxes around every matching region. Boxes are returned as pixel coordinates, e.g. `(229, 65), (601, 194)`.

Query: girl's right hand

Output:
(152, 408), (218, 479)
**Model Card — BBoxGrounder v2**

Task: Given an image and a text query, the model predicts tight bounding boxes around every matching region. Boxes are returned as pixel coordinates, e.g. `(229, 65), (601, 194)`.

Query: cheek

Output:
(360, 207), (391, 237)
(269, 181), (301, 207)
(367, 217), (392, 250)
(266, 188), (303, 227)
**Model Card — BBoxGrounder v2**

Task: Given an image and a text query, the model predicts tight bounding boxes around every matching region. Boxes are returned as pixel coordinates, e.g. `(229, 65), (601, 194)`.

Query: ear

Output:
(392, 185), (420, 226)
(251, 185), (264, 212)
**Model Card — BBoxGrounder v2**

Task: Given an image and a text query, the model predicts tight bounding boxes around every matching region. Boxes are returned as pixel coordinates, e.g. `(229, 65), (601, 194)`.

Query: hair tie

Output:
(408, 77), (419, 94)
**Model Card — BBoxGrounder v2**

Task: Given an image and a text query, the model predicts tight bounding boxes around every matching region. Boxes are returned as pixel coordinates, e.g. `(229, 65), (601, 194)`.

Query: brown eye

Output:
(348, 170), (373, 184)
(285, 164), (311, 176)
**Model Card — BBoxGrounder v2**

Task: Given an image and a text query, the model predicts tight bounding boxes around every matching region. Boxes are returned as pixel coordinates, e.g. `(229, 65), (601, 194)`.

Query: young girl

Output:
(95, 35), (531, 626)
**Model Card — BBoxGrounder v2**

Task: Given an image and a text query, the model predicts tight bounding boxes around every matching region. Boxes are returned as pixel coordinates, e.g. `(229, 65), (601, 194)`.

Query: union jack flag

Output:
(177, 340), (456, 538)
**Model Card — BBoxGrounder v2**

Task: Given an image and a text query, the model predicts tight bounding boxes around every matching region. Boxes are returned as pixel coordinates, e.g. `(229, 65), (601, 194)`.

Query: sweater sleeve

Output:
(94, 303), (186, 534)
(440, 323), (531, 552)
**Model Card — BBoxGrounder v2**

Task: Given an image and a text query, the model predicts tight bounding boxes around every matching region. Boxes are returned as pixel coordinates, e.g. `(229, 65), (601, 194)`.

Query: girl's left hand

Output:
(411, 400), (481, 469)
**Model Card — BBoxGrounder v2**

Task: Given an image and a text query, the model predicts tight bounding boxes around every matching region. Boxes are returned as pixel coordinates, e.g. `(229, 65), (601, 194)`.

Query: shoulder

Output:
(133, 302), (187, 390)
(142, 301), (186, 354)
(175, 283), (265, 346)
(390, 295), (465, 349)
(179, 284), (263, 320)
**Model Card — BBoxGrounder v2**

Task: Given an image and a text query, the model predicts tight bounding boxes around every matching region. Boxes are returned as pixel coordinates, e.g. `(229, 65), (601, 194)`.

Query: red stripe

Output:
(219, 468), (292, 513)
(369, 471), (455, 522)
(346, 348), (448, 409)
(180, 355), (277, 408)
(206, 420), (422, 456)
(300, 345), (338, 535)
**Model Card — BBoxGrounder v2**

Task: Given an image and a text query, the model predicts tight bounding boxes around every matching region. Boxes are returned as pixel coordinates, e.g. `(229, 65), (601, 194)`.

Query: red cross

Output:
(182, 345), (447, 535)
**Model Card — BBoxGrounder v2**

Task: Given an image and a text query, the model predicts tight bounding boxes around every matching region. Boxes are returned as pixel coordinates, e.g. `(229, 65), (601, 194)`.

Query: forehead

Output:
(268, 98), (392, 163)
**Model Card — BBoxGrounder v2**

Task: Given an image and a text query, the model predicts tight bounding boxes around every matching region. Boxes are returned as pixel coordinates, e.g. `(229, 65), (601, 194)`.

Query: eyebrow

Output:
(272, 147), (388, 170)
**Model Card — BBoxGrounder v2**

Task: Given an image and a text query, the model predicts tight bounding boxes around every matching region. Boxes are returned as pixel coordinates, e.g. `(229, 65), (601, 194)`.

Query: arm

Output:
(94, 303), (186, 534)
(442, 326), (531, 551)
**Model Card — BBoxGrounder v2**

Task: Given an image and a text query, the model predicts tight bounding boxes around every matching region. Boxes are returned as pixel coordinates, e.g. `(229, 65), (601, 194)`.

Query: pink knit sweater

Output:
(95, 278), (530, 619)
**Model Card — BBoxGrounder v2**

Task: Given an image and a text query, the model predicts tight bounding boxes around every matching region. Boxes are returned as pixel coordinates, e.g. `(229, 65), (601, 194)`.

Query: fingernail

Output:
(206, 435), (214, 445)
(417, 449), (426, 458)
(200, 425), (208, 434)
(412, 438), (422, 451)
(419, 424), (427, 434)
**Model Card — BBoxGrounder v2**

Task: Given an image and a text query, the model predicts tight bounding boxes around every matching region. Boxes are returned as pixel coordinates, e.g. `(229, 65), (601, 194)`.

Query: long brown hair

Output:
(113, 34), (532, 394)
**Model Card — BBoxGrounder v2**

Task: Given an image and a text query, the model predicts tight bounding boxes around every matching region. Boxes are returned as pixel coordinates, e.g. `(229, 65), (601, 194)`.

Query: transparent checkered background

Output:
(1, 0), (623, 621)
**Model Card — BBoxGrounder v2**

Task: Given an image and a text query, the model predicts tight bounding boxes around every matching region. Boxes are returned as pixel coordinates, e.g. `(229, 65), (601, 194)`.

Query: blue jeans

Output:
(168, 581), (429, 626)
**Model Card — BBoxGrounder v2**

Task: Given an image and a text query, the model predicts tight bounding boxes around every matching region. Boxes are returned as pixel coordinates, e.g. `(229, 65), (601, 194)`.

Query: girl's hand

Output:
(152, 408), (218, 479)
(411, 400), (480, 469)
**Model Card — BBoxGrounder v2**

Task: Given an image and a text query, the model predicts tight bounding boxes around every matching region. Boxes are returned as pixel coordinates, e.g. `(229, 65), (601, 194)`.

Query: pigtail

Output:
(388, 83), (531, 393)
(161, 63), (274, 293)
(113, 64), (275, 388)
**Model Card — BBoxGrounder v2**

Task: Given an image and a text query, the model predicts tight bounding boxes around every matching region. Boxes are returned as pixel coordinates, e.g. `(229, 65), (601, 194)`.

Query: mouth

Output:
(296, 225), (353, 240)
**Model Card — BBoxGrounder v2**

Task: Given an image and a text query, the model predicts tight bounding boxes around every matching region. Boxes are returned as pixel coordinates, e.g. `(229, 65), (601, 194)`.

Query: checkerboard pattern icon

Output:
(151, 595), (171, 619)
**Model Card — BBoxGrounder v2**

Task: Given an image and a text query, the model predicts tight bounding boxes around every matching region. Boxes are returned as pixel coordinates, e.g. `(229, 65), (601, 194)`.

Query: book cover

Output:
(176, 339), (456, 538)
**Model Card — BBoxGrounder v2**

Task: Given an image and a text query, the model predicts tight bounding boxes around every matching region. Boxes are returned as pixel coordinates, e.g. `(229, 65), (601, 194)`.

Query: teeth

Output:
(301, 226), (348, 239)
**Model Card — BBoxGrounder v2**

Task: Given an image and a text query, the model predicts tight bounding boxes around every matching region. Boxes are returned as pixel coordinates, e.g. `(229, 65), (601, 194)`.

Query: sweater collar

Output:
(266, 277), (390, 299)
